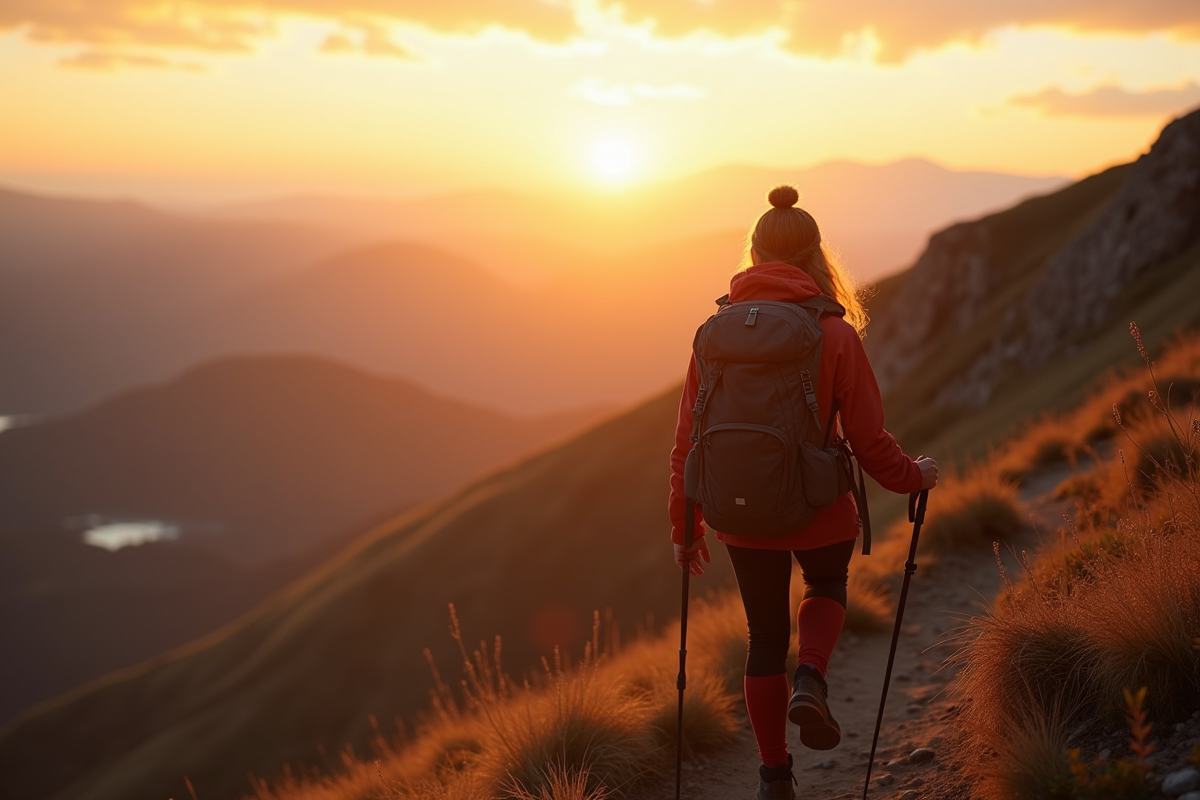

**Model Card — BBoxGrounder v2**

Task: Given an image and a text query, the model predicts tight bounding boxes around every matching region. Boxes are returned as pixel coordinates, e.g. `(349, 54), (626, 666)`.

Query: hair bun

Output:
(768, 185), (799, 209)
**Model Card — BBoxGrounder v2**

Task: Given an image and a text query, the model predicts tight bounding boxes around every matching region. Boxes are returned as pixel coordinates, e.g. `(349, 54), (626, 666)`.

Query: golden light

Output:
(589, 138), (639, 183)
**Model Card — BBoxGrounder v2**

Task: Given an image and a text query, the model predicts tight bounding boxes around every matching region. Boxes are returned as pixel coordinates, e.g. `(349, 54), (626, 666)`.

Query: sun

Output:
(589, 139), (639, 184)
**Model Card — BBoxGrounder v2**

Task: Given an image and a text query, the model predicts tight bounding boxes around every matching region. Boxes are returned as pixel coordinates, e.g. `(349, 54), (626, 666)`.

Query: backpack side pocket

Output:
(799, 441), (845, 508)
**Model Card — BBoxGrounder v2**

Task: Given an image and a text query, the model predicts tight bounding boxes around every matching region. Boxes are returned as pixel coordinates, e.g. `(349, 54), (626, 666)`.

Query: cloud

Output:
(4, 1), (1199, 64)
(58, 50), (207, 72)
(599, 0), (1200, 62)
(319, 24), (414, 58)
(569, 76), (705, 106)
(1007, 81), (1200, 117)
(0, 0), (577, 53)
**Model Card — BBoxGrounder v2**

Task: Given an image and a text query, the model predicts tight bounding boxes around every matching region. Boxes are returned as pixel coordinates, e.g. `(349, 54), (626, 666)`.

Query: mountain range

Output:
(1, 108), (1195, 800)
(0, 159), (1062, 417)
(0, 355), (605, 723)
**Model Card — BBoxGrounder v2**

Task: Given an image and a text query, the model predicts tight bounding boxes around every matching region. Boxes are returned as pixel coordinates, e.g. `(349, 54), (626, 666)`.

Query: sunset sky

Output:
(2, 1), (1199, 202)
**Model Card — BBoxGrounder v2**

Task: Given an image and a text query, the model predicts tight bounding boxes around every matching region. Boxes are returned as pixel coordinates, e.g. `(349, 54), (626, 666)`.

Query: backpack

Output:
(682, 294), (872, 553)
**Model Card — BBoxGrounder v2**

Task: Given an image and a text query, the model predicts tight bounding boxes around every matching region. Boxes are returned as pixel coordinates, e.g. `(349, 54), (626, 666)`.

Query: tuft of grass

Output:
(472, 665), (657, 798)
(641, 666), (740, 758)
(844, 571), (891, 633)
(910, 463), (1024, 554)
(506, 764), (611, 800)
(683, 593), (753, 697)
(970, 706), (1072, 800)
(955, 323), (1200, 796)
(997, 416), (1091, 483)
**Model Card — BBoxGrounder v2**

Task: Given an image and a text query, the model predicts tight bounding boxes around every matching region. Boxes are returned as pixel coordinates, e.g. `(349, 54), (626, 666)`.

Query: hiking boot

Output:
(756, 754), (795, 800)
(788, 663), (841, 750)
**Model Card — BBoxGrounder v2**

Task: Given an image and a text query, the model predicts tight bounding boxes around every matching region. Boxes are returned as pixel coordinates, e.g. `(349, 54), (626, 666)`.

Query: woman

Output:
(667, 185), (938, 800)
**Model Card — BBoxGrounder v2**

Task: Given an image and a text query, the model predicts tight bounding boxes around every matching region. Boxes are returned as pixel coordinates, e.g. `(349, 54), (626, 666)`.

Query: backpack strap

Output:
(798, 296), (846, 318)
(826, 399), (873, 556)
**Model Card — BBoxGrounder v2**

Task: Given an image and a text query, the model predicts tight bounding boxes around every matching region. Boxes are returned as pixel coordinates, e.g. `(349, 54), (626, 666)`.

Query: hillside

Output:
(0, 355), (604, 722)
(0, 386), (738, 800)
(0, 527), (335, 724)
(0, 355), (603, 565)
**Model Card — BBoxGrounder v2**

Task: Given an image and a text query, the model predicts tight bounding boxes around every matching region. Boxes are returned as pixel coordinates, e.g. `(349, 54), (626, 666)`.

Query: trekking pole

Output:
(861, 488), (929, 799)
(675, 498), (695, 800)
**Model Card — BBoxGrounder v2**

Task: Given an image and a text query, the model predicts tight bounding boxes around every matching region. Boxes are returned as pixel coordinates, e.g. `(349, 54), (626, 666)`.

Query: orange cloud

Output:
(601, 0), (1200, 61)
(1008, 82), (1200, 117)
(58, 50), (207, 72)
(4, 1), (1198, 63)
(0, 0), (577, 53)
(319, 24), (414, 58)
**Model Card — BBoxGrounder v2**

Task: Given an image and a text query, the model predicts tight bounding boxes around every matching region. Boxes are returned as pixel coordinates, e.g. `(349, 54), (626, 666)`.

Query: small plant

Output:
(1057, 687), (1153, 800)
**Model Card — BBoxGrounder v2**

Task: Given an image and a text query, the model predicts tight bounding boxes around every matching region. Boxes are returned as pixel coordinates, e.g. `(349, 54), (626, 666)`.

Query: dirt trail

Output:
(633, 466), (1074, 800)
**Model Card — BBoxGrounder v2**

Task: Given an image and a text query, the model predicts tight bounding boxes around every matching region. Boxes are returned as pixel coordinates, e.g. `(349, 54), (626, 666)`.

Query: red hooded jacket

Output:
(668, 262), (922, 550)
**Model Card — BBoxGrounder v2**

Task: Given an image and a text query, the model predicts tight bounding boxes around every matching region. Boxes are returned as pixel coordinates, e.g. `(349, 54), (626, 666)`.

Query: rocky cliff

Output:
(868, 106), (1200, 411)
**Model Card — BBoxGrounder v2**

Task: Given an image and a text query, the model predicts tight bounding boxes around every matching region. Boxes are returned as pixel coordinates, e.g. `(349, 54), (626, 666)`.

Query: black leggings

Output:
(726, 539), (855, 677)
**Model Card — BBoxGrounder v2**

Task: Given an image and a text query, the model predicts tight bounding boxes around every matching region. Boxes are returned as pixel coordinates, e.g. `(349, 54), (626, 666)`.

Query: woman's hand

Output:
(917, 457), (939, 489)
(674, 538), (711, 575)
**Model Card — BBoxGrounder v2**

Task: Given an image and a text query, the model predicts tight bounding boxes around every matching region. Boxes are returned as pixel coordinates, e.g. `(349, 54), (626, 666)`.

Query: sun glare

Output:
(590, 139), (639, 183)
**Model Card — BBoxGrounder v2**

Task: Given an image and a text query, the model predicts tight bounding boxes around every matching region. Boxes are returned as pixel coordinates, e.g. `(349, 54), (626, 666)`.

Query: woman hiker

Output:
(668, 185), (939, 800)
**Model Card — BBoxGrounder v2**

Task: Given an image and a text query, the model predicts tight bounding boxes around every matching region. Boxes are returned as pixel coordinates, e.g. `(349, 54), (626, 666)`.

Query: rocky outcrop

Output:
(867, 219), (992, 395)
(870, 105), (1200, 408)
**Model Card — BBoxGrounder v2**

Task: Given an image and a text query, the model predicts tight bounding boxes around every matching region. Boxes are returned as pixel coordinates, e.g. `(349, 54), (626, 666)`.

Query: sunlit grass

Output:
(949, 327), (1200, 797)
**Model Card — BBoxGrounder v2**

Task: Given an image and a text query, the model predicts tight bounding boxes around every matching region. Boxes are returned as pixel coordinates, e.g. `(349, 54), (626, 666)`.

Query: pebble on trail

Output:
(908, 748), (936, 765)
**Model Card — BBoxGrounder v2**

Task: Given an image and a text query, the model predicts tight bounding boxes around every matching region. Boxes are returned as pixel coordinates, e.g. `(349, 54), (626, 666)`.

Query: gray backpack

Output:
(682, 295), (872, 553)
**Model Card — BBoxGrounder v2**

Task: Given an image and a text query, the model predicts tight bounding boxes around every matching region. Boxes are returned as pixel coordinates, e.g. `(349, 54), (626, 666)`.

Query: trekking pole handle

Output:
(903, 489), (929, 574)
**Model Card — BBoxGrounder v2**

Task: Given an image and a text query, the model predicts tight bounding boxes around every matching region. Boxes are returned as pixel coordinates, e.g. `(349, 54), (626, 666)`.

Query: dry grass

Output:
(507, 764), (612, 800)
(858, 463), (1024, 570)
(997, 416), (1091, 484)
(994, 330), (1200, 483)
(843, 571), (892, 633)
(951, 327), (1200, 798)
(471, 666), (658, 797)
(247, 602), (741, 800)
(918, 463), (1024, 553)
(954, 478), (1200, 797)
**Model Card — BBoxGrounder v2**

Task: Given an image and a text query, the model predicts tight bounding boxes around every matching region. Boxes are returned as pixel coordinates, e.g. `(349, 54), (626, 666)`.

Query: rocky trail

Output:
(632, 465), (1073, 800)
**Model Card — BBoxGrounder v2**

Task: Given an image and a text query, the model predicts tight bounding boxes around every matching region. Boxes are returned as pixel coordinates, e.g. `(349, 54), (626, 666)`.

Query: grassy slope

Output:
(0, 388), (737, 800)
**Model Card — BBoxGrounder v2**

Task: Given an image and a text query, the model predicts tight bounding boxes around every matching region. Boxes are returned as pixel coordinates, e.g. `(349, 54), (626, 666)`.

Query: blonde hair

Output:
(741, 186), (869, 337)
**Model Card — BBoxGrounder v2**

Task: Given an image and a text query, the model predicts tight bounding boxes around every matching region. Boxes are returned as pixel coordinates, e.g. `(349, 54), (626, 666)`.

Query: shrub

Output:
(844, 571), (891, 633)
(997, 417), (1090, 483)
(953, 468), (1200, 797)
(507, 764), (611, 800)
(472, 666), (657, 799)
(683, 593), (753, 696)
(908, 464), (1024, 553)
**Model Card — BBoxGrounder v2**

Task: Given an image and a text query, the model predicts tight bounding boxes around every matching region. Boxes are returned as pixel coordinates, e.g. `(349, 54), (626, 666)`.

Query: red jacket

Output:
(668, 262), (922, 550)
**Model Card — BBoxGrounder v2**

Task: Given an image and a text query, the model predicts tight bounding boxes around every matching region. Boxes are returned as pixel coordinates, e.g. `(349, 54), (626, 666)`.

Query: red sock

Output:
(796, 597), (846, 676)
(743, 673), (790, 767)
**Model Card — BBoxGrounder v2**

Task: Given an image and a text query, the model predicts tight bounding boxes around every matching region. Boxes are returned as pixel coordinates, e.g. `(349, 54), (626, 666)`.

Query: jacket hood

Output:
(728, 261), (836, 309)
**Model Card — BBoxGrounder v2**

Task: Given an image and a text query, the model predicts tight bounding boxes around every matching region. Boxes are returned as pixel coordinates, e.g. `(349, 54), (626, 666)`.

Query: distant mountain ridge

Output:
(0, 187), (354, 415)
(226, 158), (1066, 284)
(0, 160), (1063, 418)
(0, 354), (606, 565)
